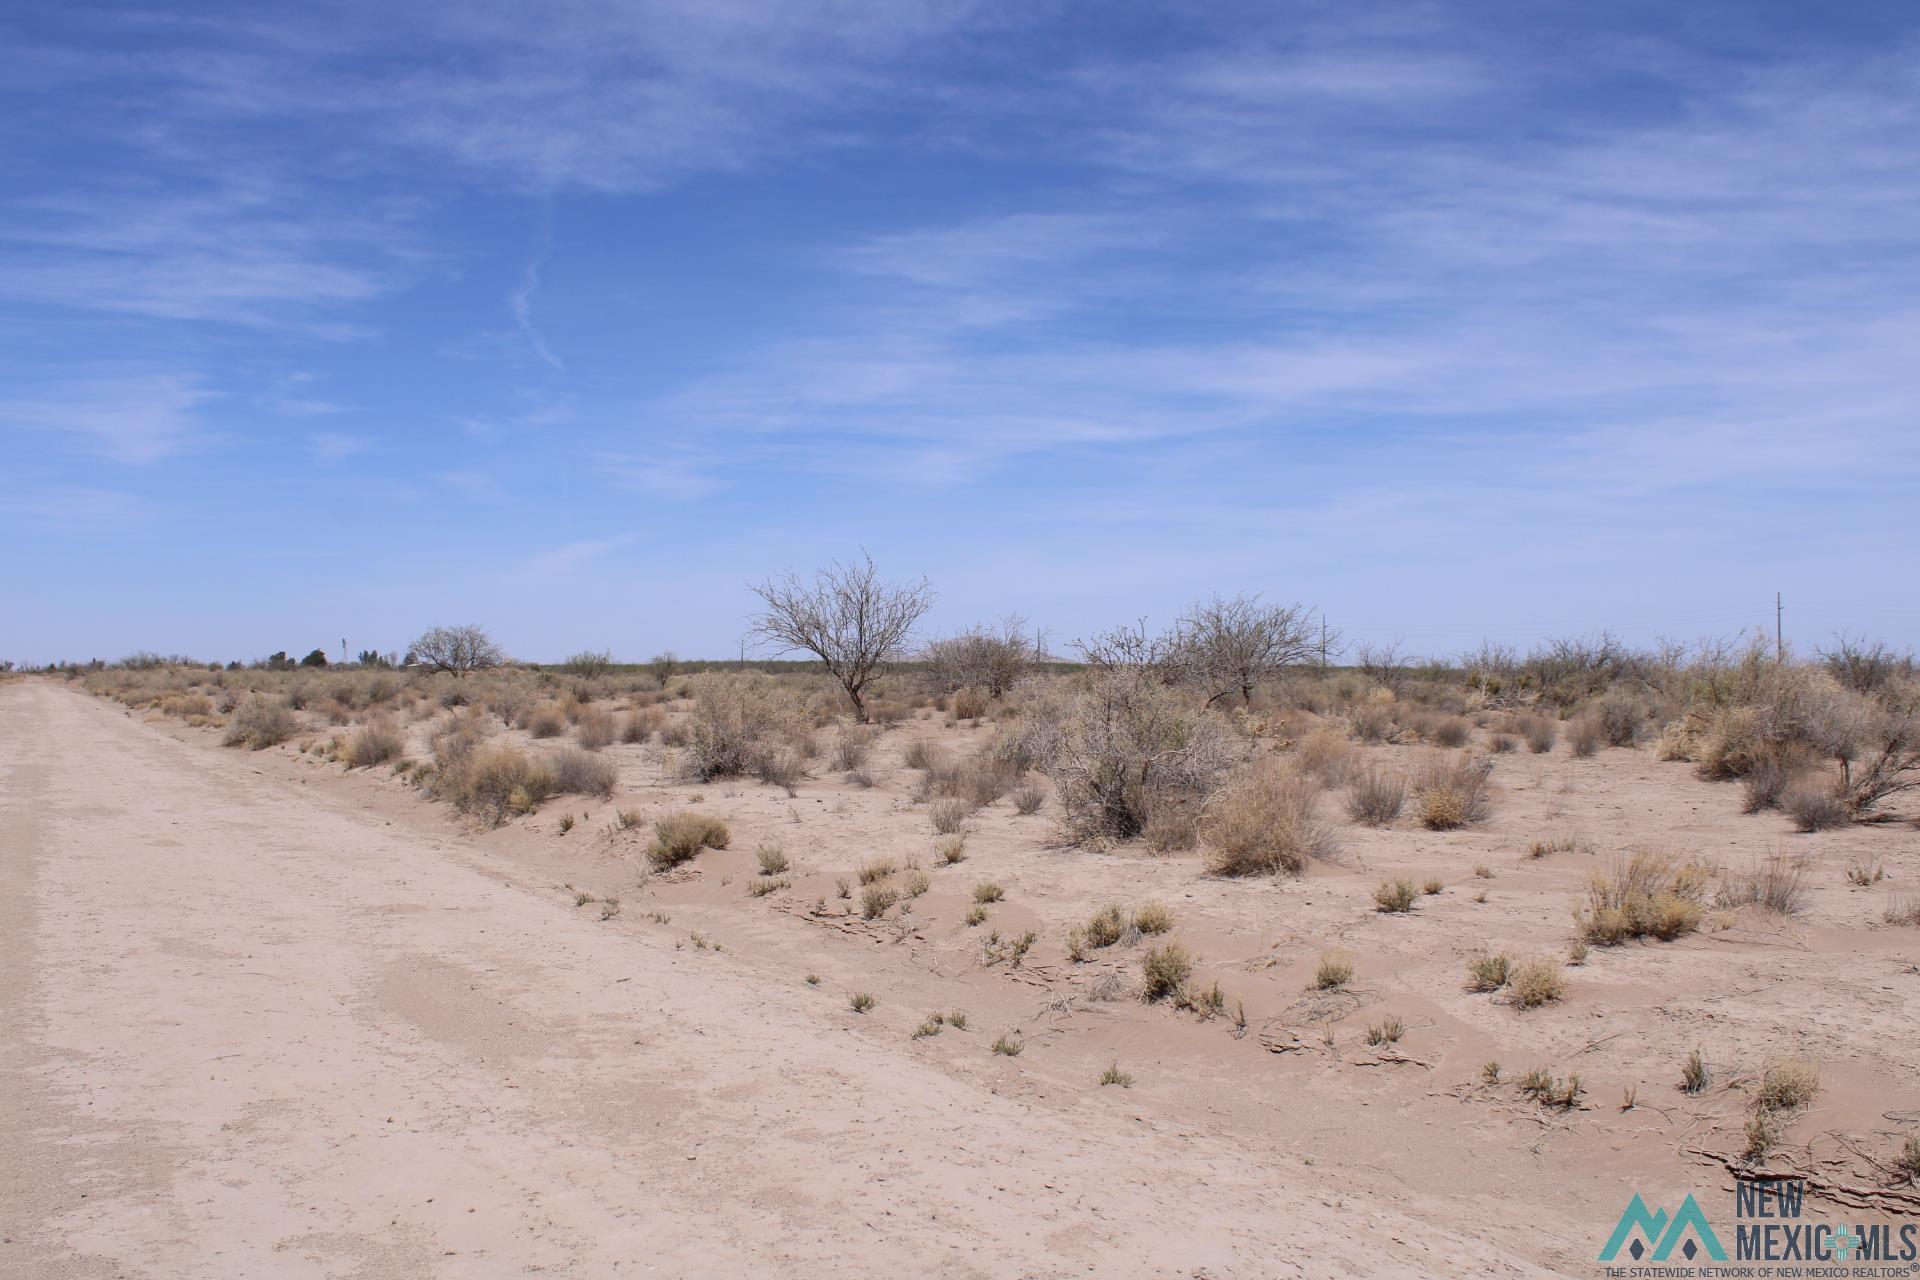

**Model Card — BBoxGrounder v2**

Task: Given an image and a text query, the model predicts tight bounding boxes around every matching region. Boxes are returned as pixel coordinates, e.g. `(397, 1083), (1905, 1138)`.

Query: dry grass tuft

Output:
(648, 811), (731, 869)
(1412, 753), (1493, 830)
(1783, 783), (1849, 832)
(1344, 765), (1406, 826)
(551, 747), (617, 798)
(574, 707), (618, 750)
(342, 720), (404, 768)
(1373, 878), (1418, 913)
(1140, 942), (1193, 1002)
(1753, 1058), (1820, 1113)
(1577, 850), (1709, 945)
(1314, 951), (1354, 990)
(222, 696), (298, 750)
(1465, 951), (1512, 992)
(1681, 1047), (1709, 1094)
(1508, 956), (1566, 1008)
(1718, 851), (1811, 915)
(1132, 900), (1174, 934)
(1202, 763), (1338, 876)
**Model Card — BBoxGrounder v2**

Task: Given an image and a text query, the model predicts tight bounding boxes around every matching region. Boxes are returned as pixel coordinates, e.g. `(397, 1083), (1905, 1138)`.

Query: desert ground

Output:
(4, 656), (1918, 1277)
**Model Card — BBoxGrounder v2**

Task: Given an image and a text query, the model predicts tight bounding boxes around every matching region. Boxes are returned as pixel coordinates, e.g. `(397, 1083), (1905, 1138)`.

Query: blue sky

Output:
(4, 1), (1917, 664)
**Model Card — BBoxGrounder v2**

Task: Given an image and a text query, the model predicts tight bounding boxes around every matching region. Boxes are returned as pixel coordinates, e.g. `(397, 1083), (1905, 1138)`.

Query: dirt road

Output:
(1, 680), (1549, 1277)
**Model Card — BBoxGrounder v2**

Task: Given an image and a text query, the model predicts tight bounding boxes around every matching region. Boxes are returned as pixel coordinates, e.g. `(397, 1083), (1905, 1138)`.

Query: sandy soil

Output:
(5, 677), (1918, 1277)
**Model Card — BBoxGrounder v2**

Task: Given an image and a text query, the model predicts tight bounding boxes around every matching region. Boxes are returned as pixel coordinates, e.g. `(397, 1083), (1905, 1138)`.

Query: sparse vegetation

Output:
(1344, 764), (1406, 826)
(1314, 950), (1354, 990)
(1140, 942), (1193, 1002)
(1412, 753), (1493, 830)
(1577, 850), (1708, 944)
(1507, 956), (1566, 1008)
(1202, 762), (1338, 875)
(648, 811), (732, 869)
(1373, 878), (1418, 913)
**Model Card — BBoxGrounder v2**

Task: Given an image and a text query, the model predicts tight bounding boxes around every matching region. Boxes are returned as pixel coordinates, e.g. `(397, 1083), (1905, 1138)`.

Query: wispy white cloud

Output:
(306, 431), (368, 462)
(0, 373), (210, 463)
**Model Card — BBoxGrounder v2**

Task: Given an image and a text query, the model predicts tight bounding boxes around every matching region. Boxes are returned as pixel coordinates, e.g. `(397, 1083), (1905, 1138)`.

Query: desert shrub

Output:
(1132, 901), (1174, 934)
(1294, 728), (1353, 786)
(756, 843), (790, 875)
(750, 743), (808, 796)
(948, 685), (992, 721)
(1431, 716), (1471, 748)
(1568, 716), (1603, 757)
(1010, 782), (1045, 815)
(1741, 753), (1807, 812)
(1466, 951), (1512, 992)
(1522, 717), (1557, 754)
(1314, 951), (1354, 989)
(1140, 942), (1193, 1001)
(1374, 878), (1418, 913)
(971, 881), (1004, 903)
(860, 885), (899, 919)
(1681, 1047), (1709, 1094)
(934, 833), (968, 864)
(1718, 851), (1811, 914)
(1783, 782), (1848, 831)
(524, 704), (568, 738)
(575, 707), (618, 751)
(1593, 689), (1651, 747)
(1412, 753), (1493, 830)
(1895, 1134), (1920, 1185)
(623, 705), (666, 744)
(1520, 1069), (1583, 1109)
(222, 696), (298, 750)
(921, 620), (1040, 698)
(685, 673), (807, 782)
(434, 745), (558, 825)
(857, 859), (897, 885)
(1837, 694), (1920, 817)
(1068, 903), (1130, 961)
(1365, 1015), (1404, 1046)
(1350, 703), (1395, 743)
(342, 720), (404, 768)
(830, 727), (874, 772)
(551, 747), (617, 798)
(902, 738), (941, 771)
(1488, 732), (1517, 753)
(1508, 956), (1565, 1008)
(1143, 806), (1201, 852)
(1201, 763), (1337, 876)
(930, 797), (975, 834)
(1753, 1058), (1820, 1113)
(1010, 668), (1240, 843)
(1578, 850), (1709, 944)
(648, 811), (731, 869)
(1344, 764), (1406, 826)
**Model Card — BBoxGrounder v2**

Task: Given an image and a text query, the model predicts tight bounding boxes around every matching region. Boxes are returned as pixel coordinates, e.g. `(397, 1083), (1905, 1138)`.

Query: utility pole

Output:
(1320, 619), (1328, 669)
(1775, 593), (1784, 663)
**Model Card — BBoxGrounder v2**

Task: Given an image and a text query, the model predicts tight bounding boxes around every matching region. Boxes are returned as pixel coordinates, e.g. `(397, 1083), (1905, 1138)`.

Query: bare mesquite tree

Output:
(1176, 594), (1325, 707)
(410, 624), (505, 678)
(748, 554), (935, 722)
